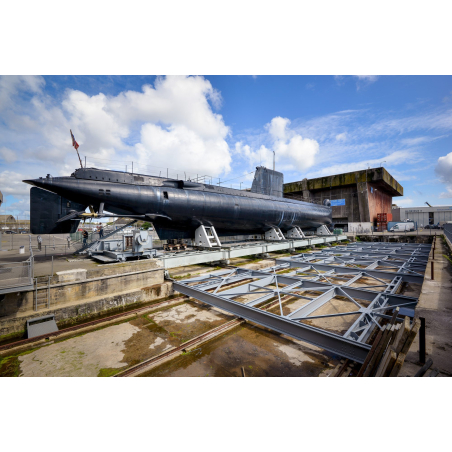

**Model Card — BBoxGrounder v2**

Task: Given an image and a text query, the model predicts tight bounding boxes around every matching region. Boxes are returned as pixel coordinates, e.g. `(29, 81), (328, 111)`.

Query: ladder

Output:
(34, 276), (51, 311)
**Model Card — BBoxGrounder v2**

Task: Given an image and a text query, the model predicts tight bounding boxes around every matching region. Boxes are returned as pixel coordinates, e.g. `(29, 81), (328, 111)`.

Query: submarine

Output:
(23, 166), (332, 240)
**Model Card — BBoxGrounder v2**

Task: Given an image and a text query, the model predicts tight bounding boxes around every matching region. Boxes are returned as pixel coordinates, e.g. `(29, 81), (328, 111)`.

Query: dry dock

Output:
(3, 237), (440, 377)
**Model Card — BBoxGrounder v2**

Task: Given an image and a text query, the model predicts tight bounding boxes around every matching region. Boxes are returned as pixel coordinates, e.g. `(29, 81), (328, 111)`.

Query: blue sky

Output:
(1, 74), (452, 218)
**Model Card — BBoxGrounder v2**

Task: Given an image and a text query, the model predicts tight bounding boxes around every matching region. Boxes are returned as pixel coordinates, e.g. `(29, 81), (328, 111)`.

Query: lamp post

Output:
(380, 160), (386, 167)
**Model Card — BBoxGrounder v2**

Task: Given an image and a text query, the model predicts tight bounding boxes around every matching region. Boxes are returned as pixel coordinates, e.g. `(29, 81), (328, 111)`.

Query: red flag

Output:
(70, 129), (79, 150)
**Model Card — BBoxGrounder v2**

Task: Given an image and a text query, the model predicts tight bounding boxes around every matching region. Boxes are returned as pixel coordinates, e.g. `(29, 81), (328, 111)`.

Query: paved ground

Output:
(400, 237), (452, 377)
(0, 299), (233, 377)
(138, 323), (338, 377)
(1, 234), (292, 279)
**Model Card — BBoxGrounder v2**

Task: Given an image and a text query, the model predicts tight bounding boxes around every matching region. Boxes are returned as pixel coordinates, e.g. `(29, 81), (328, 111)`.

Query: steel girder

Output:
(173, 243), (428, 362)
(173, 278), (372, 363)
(274, 259), (424, 284)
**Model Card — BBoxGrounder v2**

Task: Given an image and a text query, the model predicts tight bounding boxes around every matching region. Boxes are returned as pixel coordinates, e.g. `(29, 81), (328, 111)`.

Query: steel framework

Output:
(173, 242), (430, 363)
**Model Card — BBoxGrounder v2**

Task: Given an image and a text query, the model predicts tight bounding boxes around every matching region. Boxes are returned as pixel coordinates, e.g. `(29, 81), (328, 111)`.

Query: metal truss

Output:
(173, 242), (430, 363)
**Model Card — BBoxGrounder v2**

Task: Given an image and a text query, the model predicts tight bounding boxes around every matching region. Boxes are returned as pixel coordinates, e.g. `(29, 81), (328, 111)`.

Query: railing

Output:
(0, 235), (34, 293)
(0, 258), (34, 293)
(444, 224), (452, 244)
(347, 227), (443, 237)
(283, 193), (324, 205)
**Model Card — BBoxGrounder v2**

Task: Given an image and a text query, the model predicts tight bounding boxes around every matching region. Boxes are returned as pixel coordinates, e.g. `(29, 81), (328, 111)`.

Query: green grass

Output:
(97, 367), (122, 377)
(170, 272), (201, 280)
(0, 330), (26, 345)
(0, 355), (21, 377)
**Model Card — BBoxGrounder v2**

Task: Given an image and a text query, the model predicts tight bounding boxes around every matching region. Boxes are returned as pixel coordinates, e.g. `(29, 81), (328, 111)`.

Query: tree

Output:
(142, 222), (152, 230)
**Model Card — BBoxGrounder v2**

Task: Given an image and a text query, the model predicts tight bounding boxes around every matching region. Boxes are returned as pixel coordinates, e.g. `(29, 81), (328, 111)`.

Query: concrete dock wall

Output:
(0, 281), (173, 338)
(0, 259), (167, 318)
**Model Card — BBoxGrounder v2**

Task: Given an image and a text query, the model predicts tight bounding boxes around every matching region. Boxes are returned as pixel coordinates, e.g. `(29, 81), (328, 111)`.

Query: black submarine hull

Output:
(24, 167), (332, 238)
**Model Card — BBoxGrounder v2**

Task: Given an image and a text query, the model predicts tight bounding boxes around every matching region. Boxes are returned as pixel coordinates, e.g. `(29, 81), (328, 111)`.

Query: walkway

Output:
(399, 236), (452, 377)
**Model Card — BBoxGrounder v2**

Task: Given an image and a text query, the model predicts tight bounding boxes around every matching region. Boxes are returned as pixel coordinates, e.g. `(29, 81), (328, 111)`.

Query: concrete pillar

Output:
(356, 181), (371, 222)
(301, 178), (312, 201)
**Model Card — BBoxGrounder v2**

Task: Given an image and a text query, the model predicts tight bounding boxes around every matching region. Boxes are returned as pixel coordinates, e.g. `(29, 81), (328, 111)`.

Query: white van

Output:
(390, 222), (414, 232)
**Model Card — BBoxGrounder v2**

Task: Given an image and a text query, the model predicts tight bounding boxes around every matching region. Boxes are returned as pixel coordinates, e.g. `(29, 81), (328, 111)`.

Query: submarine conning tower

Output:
(251, 166), (284, 197)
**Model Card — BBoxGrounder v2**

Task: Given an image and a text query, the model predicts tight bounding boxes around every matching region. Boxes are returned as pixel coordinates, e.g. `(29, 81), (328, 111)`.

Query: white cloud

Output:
(4, 198), (30, 217)
(396, 197), (414, 207)
(335, 133), (347, 141)
(0, 170), (32, 198)
(0, 75), (232, 181)
(60, 75), (230, 176)
(235, 142), (273, 169)
(0, 147), (17, 163)
(439, 189), (452, 198)
(305, 149), (421, 179)
(354, 75), (379, 90)
(0, 75), (45, 112)
(400, 135), (448, 146)
(269, 117), (319, 171)
(435, 151), (452, 197)
(334, 75), (379, 89)
(443, 91), (452, 103)
(235, 116), (319, 173)
(354, 75), (379, 83)
(136, 123), (231, 177)
(334, 75), (345, 86)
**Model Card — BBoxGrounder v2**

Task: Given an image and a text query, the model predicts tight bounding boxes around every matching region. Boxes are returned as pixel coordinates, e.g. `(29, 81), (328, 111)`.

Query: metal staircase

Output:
(75, 220), (137, 255)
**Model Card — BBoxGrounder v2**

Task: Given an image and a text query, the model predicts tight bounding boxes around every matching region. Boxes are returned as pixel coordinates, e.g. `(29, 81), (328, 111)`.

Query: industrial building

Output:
(283, 167), (403, 232)
(0, 215), (30, 231)
(0, 214), (17, 229)
(393, 205), (452, 227)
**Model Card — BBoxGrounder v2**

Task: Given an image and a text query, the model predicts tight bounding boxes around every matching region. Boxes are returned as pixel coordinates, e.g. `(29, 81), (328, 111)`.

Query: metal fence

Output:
(444, 224), (452, 244)
(0, 258), (34, 294)
(0, 235), (34, 294)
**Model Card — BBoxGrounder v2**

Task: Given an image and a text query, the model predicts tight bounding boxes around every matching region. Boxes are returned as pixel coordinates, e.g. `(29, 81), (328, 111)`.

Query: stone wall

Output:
(0, 281), (173, 338)
(0, 261), (166, 318)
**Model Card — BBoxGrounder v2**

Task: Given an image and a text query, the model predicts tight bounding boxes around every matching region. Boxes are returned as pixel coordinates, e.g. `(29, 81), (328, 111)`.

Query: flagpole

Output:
(70, 129), (83, 168)
(75, 147), (83, 169)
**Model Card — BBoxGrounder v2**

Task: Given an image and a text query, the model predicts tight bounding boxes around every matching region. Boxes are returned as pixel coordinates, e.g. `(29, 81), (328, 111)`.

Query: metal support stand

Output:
(316, 225), (333, 236)
(285, 226), (306, 240)
(265, 226), (285, 241)
(194, 225), (222, 247)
